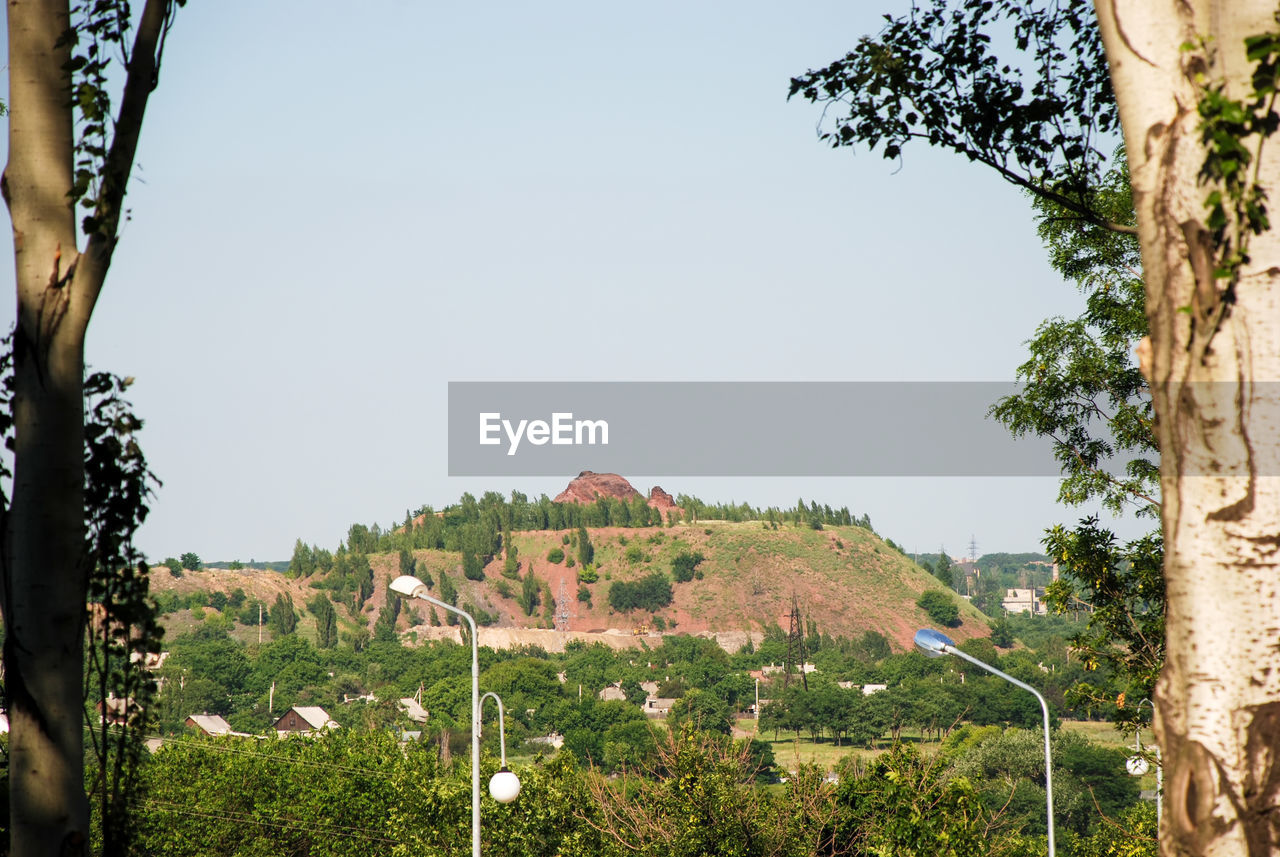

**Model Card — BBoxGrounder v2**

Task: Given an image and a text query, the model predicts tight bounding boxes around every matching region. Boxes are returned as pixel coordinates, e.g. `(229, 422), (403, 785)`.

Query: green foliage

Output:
(668, 688), (732, 736)
(546, 547), (565, 564)
(163, 557), (182, 577)
(947, 727), (1140, 838)
(1196, 24), (1280, 285)
(1043, 520), (1163, 722)
(607, 572), (674, 613)
(789, 0), (1119, 231)
(179, 552), (202, 571)
(577, 563), (598, 583)
(671, 550), (705, 583)
(518, 571), (540, 616)
(81, 371), (163, 857)
(916, 590), (960, 627)
(576, 525), (593, 566)
(269, 592), (298, 637)
(624, 543), (645, 564)
(289, 538), (316, 578)
(833, 744), (994, 857)
(308, 593), (338, 649)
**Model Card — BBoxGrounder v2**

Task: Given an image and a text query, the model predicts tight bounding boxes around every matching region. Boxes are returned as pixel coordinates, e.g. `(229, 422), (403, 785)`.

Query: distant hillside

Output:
(151, 519), (989, 653)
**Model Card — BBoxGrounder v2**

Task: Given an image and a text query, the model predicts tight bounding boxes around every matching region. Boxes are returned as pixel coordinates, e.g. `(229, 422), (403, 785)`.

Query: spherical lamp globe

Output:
(489, 768), (521, 804)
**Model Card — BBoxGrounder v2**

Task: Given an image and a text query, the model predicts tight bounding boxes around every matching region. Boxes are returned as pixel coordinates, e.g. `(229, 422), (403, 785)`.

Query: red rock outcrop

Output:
(647, 486), (676, 510)
(554, 471), (643, 504)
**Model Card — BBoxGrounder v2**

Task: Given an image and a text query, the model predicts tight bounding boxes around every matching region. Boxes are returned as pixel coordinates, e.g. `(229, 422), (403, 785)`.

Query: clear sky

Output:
(0, 1), (1149, 562)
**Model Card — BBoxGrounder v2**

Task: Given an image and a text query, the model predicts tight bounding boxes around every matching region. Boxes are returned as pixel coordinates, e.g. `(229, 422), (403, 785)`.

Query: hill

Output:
(150, 519), (989, 653)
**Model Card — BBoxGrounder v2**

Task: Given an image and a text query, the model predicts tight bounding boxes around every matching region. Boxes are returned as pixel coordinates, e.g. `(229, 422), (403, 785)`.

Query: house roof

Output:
(289, 706), (337, 730)
(186, 714), (233, 735)
(398, 698), (429, 723)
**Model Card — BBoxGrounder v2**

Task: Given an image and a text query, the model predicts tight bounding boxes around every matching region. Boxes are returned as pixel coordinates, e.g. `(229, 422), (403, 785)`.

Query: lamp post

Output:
(391, 575), (520, 856)
(915, 628), (1055, 857)
(480, 691), (521, 803)
(1129, 698), (1162, 829)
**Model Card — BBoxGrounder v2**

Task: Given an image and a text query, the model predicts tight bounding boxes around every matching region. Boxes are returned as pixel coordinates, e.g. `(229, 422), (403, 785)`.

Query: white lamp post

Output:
(391, 575), (520, 856)
(915, 628), (1055, 857)
(480, 691), (521, 803)
(1129, 698), (1162, 829)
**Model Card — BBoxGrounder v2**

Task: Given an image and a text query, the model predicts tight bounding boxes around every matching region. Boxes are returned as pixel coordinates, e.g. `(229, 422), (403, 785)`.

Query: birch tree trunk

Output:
(4, 1), (171, 853)
(1095, 2), (1280, 855)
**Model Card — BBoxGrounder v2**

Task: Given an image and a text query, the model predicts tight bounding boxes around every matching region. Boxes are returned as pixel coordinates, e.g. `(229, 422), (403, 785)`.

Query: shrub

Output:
(547, 547), (565, 564)
(578, 564), (598, 583)
(608, 573), (674, 612)
(671, 551), (705, 583)
(625, 545), (644, 564)
(917, 590), (960, 627)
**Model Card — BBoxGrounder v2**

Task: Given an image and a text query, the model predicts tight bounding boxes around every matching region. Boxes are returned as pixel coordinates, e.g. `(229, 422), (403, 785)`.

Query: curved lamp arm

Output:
(479, 691), (509, 768)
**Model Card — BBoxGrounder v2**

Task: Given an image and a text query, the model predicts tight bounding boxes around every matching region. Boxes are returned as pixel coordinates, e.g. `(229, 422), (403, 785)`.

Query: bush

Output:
(671, 551), (705, 583)
(578, 564), (598, 583)
(608, 573), (674, 612)
(917, 590), (960, 627)
(547, 547), (565, 564)
(625, 545), (644, 564)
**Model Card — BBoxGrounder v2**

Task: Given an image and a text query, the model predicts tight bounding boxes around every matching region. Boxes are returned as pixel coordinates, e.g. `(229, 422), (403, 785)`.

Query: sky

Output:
(0, 1), (1150, 562)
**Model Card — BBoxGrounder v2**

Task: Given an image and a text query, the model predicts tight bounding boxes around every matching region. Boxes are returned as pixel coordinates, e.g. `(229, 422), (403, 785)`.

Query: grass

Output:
(740, 718), (1142, 776)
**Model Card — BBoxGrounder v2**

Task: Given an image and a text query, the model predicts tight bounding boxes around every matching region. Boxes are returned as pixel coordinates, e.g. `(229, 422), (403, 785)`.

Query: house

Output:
(185, 714), (234, 736)
(643, 697), (678, 717)
(96, 695), (141, 726)
(598, 683), (627, 702)
(1002, 587), (1048, 615)
(272, 706), (338, 736)
(861, 684), (888, 696)
(529, 732), (565, 749)
(398, 697), (429, 723)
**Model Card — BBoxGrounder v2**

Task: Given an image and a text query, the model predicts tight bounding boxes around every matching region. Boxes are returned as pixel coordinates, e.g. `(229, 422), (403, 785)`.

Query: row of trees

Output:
(131, 722), (1151, 857)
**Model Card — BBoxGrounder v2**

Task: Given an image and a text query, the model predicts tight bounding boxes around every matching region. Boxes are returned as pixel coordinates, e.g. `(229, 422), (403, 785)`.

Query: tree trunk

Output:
(4, 1), (93, 854)
(1096, 2), (1280, 855)
(5, 0), (170, 853)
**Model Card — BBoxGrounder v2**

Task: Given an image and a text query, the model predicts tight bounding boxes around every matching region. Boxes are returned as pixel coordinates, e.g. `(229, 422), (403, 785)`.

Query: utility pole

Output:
(784, 594), (808, 691)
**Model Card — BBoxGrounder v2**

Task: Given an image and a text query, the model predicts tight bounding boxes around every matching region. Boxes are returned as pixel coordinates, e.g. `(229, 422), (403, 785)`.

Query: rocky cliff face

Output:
(553, 471), (643, 504)
(647, 485), (676, 510)
(554, 472), (677, 513)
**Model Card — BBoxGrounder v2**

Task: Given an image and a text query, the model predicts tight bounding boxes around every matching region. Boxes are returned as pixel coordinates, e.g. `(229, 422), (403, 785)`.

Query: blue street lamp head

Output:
(914, 628), (956, 657)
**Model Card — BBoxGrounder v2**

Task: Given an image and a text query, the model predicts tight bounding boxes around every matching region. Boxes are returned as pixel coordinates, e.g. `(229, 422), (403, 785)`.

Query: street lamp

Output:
(480, 691), (521, 803)
(915, 628), (1056, 857)
(1129, 698), (1162, 828)
(391, 575), (520, 856)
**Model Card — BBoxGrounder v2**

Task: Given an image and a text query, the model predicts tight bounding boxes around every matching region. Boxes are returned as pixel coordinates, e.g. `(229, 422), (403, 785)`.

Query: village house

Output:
(272, 706), (339, 737)
(184, 714), (234, 737)
(598, 683), (627, 702)
(643, 697), (678, 717)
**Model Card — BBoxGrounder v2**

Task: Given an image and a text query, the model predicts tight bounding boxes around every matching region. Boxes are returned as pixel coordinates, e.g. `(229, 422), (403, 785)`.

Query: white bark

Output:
(1096, 1), (1280, 855)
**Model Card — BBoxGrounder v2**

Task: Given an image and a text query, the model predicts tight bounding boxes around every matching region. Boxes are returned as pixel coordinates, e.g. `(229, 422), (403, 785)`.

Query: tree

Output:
(179, 551), (201, 571)
(307, 593), (338, 649)
(576, 525), (593, 566)
(917, 590), (960, 627)
(1094, 5), (1280, 852)
(2, 1), (183, 851)
(268, 593), (297, 637)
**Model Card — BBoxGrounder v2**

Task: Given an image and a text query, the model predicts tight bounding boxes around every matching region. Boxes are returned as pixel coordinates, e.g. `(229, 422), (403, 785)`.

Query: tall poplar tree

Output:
(3, 1), (184, 853)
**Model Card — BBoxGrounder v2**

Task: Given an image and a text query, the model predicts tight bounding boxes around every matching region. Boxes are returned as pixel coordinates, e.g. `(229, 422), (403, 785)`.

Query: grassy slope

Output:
(154, 520), (989, 654)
